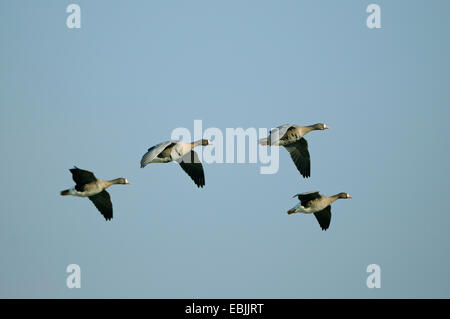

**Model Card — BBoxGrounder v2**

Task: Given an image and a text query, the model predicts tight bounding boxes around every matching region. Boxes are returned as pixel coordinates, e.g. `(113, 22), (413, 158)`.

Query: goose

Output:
(287, 191), (351, 230)
(60, 167), (130, 221)
(140, 139), (213, 188)
(259, 123), (329, 178)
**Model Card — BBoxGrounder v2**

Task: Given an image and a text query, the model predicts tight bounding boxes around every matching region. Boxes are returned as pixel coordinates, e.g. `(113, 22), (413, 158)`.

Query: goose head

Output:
(313, 123), (329, 130)
(116, 178), (131, 185)
(337, 192), (352, 199)
(201, 139), (213, 146)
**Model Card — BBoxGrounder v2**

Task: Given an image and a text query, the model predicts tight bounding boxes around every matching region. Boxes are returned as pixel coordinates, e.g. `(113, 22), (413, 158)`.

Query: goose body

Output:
(60, 167), (130, 221)
(287, 191), (351, 230)
(140, 139), (213, 188)
(259, 123), (328, 178)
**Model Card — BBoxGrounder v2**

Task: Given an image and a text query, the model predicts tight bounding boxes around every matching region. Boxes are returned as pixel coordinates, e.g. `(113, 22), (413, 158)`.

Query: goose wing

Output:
(178, 151), (205, 188)
(284, 137), (311, 178)
(140, 141), (175, 167)
(70, 167), (97, 191)
(88, 190), (113, 221)
(266, 124), (293, 145)
(314, 205), (332, 231)
(293, 191), (321, 207)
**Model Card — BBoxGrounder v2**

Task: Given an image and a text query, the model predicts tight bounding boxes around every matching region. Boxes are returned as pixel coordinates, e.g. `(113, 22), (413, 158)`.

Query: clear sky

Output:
(0, 0), (449, 298)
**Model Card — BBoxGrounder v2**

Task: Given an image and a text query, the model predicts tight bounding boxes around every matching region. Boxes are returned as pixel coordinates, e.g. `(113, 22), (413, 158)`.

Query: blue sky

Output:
(0, 0), (449, 298)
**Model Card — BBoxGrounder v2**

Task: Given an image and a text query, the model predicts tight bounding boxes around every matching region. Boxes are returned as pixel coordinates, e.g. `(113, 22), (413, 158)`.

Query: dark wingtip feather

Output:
(196, 181), (205, 188)
(70, 166), (79, 173)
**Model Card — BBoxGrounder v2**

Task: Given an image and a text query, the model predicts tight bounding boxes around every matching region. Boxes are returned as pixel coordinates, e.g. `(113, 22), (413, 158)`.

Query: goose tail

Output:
(259, 138), (269, 146)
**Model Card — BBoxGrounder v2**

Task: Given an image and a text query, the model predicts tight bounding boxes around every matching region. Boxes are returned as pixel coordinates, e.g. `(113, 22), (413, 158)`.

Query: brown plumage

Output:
(140, 139), (213, 188)
(260, 123), (328, 178)
(60, 167), (130, 221)
(287, 191), (352, 230)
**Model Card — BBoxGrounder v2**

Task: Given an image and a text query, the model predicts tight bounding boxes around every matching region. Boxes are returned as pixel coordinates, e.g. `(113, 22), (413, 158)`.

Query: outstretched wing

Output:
(178, 151), (205, 188)
(314, 205), (332, 231)
(284, 137), (311, 178)
(140, 141), (175, 167)
(88, 190), (113, 221)
(293, 191), (321, 207)
(70, 167), (97, 190)
(267, 124), (293, 145)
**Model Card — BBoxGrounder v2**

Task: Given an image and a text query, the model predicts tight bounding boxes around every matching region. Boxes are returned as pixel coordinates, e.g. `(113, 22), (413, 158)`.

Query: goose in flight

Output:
(259, 123), (328, 178)
(140, 139), (213, 188)
(60, 167), (130, 221)
(287, 191), (351, 230)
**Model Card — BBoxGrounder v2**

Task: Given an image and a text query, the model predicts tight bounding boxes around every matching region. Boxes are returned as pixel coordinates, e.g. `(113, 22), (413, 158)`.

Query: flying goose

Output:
(259, 123), (329, 178)
(287, 191), (351, 230)
(60, 167), (130, 221)
(140, 139), (213, 188)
